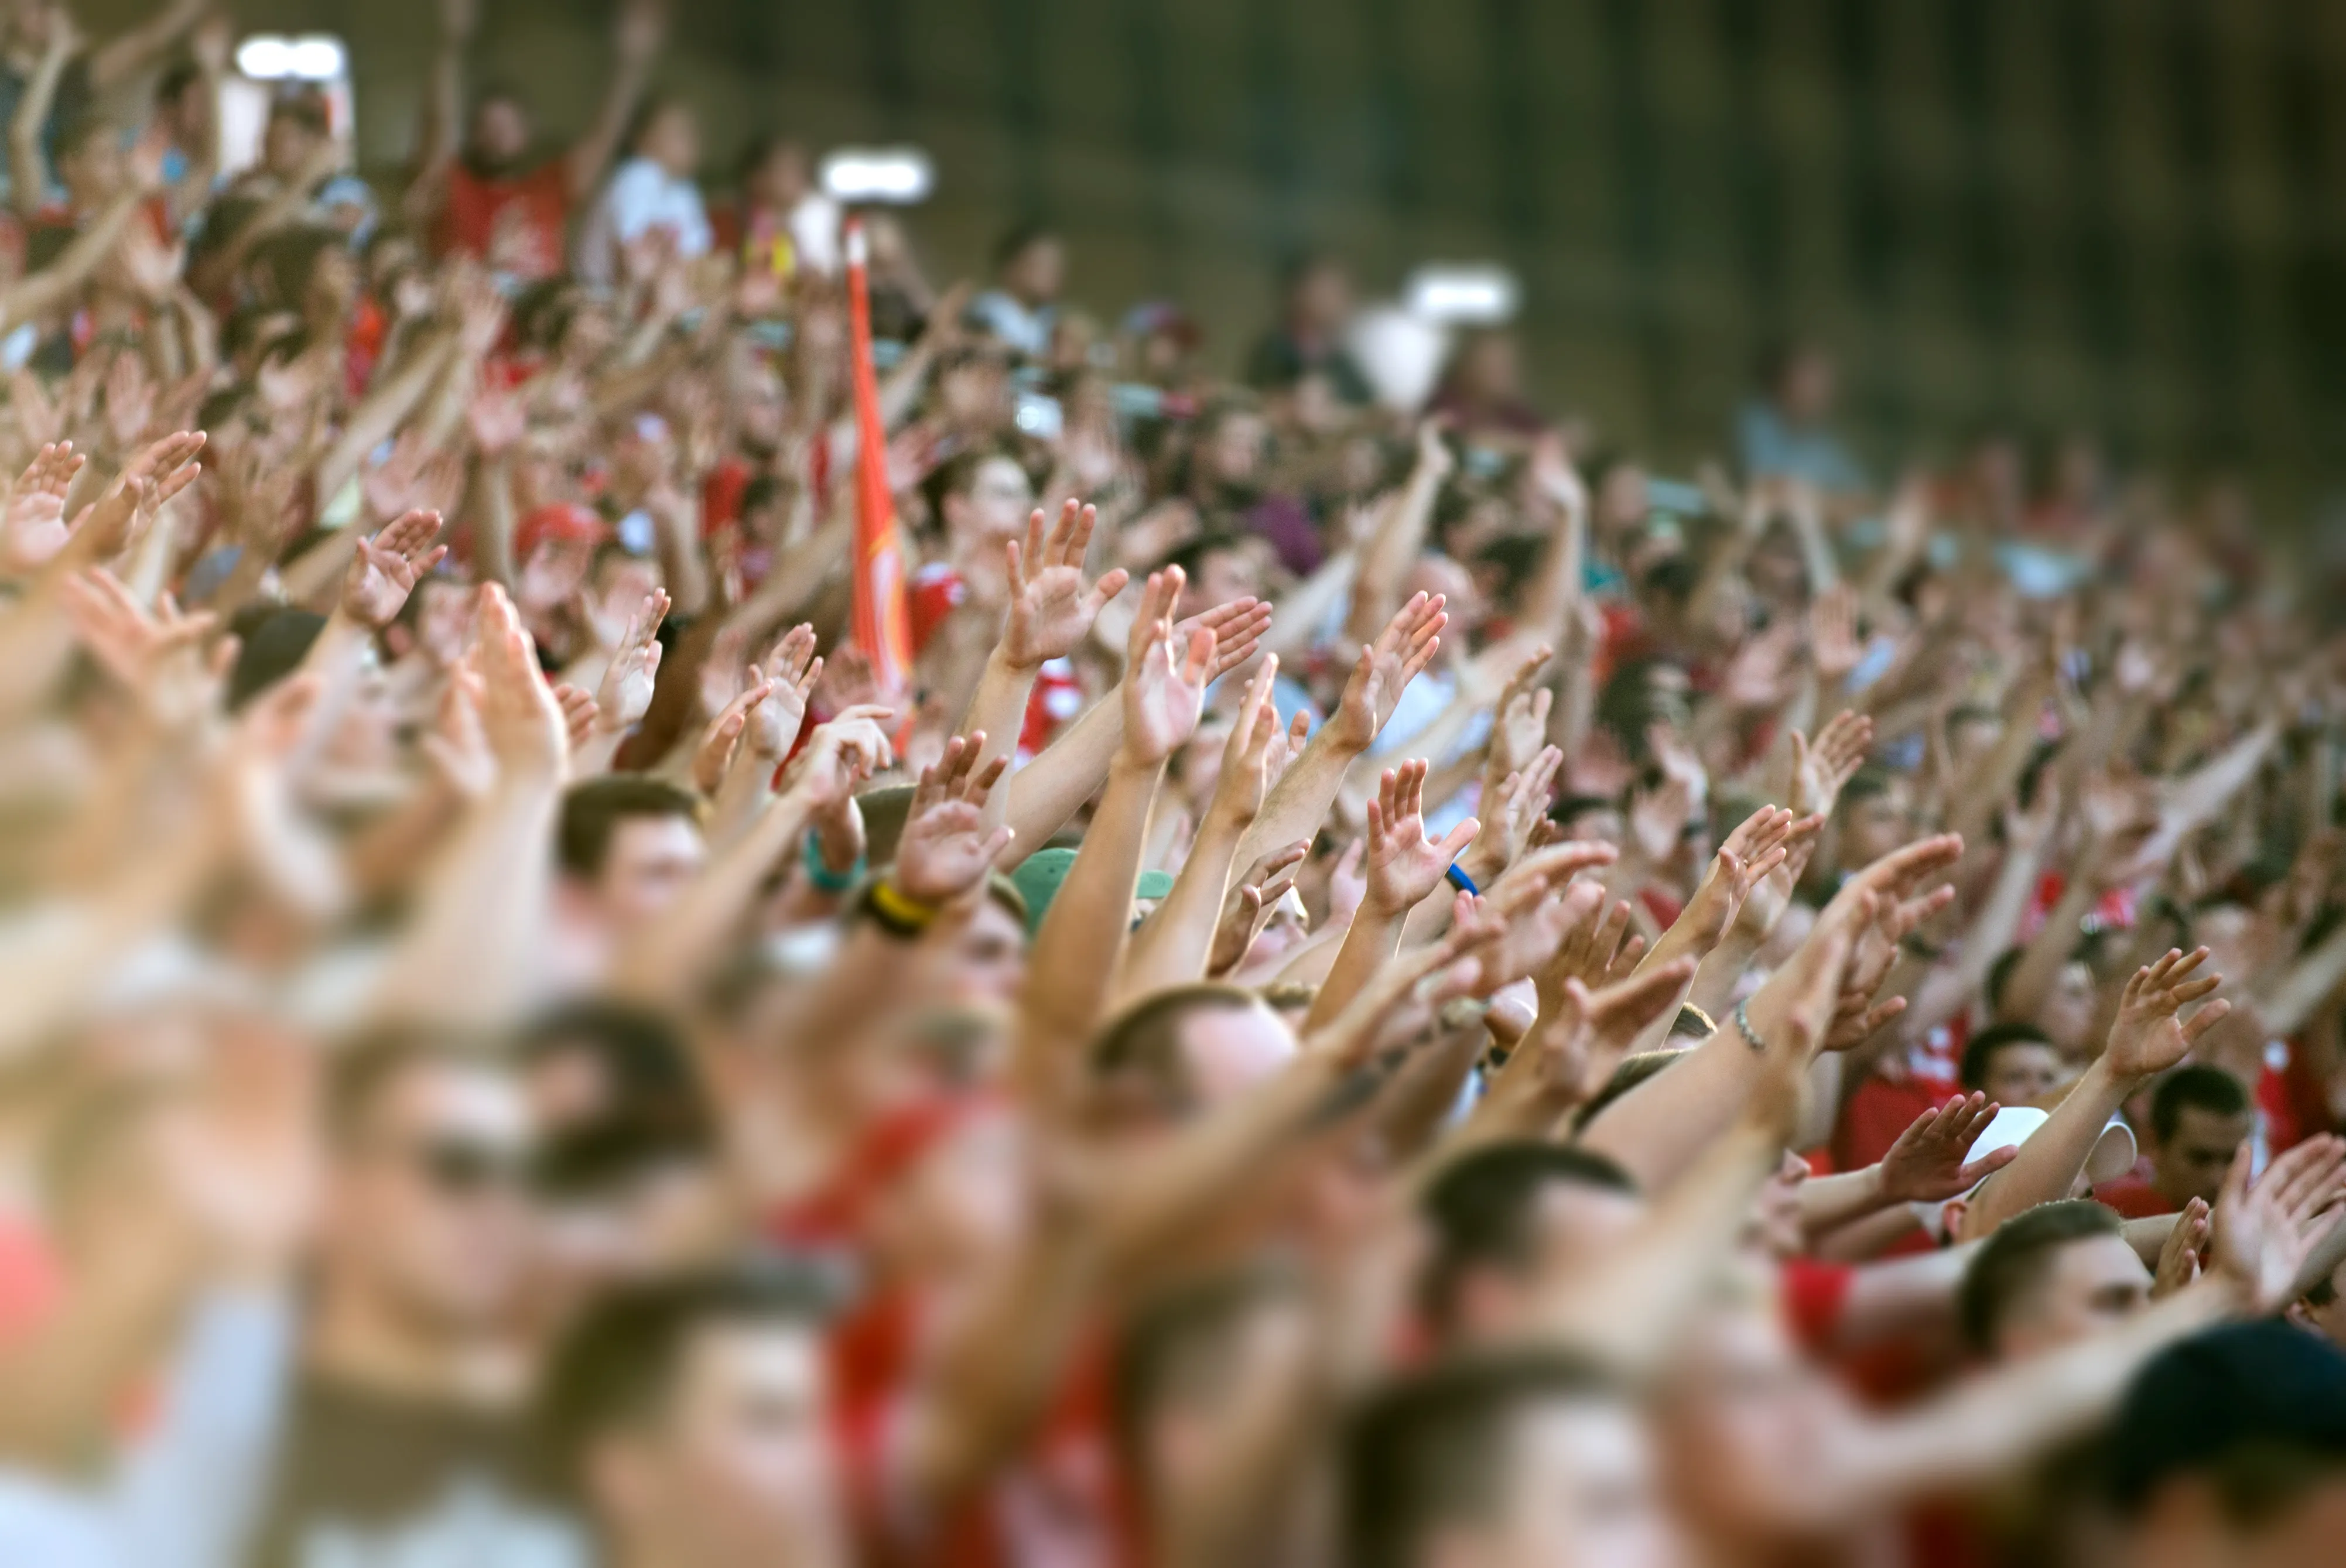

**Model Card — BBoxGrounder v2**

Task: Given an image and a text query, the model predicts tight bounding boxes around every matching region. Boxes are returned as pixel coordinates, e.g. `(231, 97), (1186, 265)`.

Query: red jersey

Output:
(433, 160), (570, 281)
(2091, 1176), (2180, 1220)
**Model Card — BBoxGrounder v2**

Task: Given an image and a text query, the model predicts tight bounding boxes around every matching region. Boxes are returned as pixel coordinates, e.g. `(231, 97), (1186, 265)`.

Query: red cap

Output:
(514, 501), (609, 563)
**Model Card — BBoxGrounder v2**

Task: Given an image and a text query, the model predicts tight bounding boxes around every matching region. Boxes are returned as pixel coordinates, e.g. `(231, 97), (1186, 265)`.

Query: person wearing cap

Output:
(1955, 947), (2228, 1242)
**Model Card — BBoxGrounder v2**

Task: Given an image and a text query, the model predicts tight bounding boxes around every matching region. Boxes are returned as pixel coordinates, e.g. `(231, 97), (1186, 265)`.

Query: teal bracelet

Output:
(803, 831), (866, 893)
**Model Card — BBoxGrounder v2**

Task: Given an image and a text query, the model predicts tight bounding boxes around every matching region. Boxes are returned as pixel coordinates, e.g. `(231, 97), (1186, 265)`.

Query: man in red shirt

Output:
(2095, 1065), (2253, 1220)
(405, 0), (669, 282)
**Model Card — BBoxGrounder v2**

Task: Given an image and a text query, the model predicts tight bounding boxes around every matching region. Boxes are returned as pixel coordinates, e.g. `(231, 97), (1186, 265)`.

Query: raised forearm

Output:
(1236, 728), (1362, 868)
(1015, 756), (1161, 1106)
(1116, 813), (1246, 1004)
(367, 780), (560, 1029)
(1958, 1059), (2129, 1240)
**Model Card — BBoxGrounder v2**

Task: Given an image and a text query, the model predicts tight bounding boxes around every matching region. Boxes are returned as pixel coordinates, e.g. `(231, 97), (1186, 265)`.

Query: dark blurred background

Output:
(100, 0), (2346, 522)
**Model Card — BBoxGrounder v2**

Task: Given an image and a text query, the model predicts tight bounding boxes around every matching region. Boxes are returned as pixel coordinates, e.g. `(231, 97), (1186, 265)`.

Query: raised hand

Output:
(362, 430), (463, 527)
(468, 584), (569, 782)
(1486, 645), (1555, 782)
(1809, 582), (1862, 686)
(591, 587), (671, 734)
(341, 509), (448, 628)
(1536, 884), (1646, 1007)
(421, 667), (495, 799)
(1470, 744), (1564, 882)
(1514, 957), (1699, 1111)
(1001, 499), (1130, 669)
(2152, 1197), (2211, 1298)
(2104, 947), (2228, 1080)
(1172, 594), (1273, 684)
(1119, 567), (1215, 767)
(2209, 1135), (2342, 1314)
(1472, 841), (1625, 992)
(57, 568), (230, 730)
(1678, 806), (1804, 946)
(790, 699), (892, 793)
(745, 624), (822, 759)
(66, 430), (207, 563)
(1790, 708), (1873, 820)
(1205, 840), (1310, 976)
(892, 731), (1015, 905)
(0, 440), (87, 573)
(1328, 591), (1446, 751)
(1363, 759), (1478, 916)
(690, 677), (774, 793)
(1205, 656), (1284, 830)
(1876, 1092), (2016, 1203)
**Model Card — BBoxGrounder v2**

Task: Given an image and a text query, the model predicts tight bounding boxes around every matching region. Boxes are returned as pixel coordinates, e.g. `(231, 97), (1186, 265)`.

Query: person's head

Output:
(923, 446), (1032, 567)
(262, 89), (332, 180)
(2148, 1066), (2252, 1206)
(991, 222), (1064, 305)
(1957, 1200), (2147, 1361)
(929, 878), (1029, 1008)
(1087, 984), (1295, 1127)
(1115, 1265), (1314, 1525)
(541, 1267), (847, 1568)
(320, 1032), (538, 1338)
(2289, 1254), (2346, 1354)
(1944, 703), (2003, 771)
(467, 86), (535, 174)
(630, 96), (700, 178)
(255, 225), (359, 321)
(1834, 767), (1914, 869)
(1344, 1353), (1677, 1568)
(2102, 1323), (2346, 1568)
(558, 778), (709, 930)
(1757, 338), (1836, 424)
(1958, 1023), (2065, 1108)
(1653, 1286), (1848, 1546)
(1548, 793), (1625, 850)
(385, 571), (474, 669)
(1420, 1142), (1644, 1344)
(1442, 328), (1521, 406)
(53, 114), (126, 209)
(1191, 396), (1268, 489)
(1164, 532), (1261, 621)
(1282, 252), (1353, 335)
(738, 133), (812, 208)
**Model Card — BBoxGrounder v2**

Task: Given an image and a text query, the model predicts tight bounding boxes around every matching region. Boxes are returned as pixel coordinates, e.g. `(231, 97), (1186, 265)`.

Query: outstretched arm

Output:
(1014, 570), (1211, 1113)
(565, 0), (668, 200)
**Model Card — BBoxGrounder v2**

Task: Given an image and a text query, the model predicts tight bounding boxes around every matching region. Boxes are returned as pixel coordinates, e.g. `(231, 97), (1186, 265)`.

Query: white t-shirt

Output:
(574, 157), (712, 285)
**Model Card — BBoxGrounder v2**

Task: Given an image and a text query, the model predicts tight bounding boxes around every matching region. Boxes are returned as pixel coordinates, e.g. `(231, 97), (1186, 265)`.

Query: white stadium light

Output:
(820, 148), (936, 205)
(1404, 263), (1521, 326)
(237, 33), (348, 83)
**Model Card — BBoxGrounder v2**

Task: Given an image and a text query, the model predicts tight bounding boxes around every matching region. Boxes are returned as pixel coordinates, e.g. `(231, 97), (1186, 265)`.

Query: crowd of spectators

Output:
(3, 2), (2346, 1566)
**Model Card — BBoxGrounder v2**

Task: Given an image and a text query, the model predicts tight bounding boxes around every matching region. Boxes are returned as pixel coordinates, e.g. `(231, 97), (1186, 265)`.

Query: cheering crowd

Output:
(3, 1), (2346, 1564)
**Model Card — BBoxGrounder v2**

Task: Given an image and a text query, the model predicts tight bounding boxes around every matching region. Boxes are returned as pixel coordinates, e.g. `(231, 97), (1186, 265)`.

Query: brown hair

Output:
(557, 776), (706, 879)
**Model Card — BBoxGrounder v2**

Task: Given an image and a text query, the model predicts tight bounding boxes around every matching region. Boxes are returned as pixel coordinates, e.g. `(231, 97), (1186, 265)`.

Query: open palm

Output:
(1364, 759), (1477, 914)
(1003, 500), (1128, 669)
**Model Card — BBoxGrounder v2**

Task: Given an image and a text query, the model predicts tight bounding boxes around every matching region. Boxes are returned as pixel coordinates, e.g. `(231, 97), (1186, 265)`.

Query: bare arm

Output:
(565, 0), (668, 201)
(86, 0), (205, 93)
(8, 28), (73, 218)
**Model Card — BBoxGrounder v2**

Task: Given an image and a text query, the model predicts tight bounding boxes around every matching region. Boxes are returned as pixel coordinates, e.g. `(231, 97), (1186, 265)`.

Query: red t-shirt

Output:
(2092, 1175), (2180, 1220)
(433, 160), (571, 281)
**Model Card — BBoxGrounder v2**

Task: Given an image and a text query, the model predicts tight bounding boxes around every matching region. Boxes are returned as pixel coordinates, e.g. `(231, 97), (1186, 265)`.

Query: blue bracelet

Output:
(1444, 862), (1480, 896)
(803, 831), (866, 893)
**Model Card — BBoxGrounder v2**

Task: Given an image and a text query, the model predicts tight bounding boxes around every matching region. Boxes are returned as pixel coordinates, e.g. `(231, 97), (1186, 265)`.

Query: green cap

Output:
(1008, 847), (1176, 936)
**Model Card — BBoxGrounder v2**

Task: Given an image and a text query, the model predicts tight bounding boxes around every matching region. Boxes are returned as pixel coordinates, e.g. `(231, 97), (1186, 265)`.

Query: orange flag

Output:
(844, 218), (913, 693)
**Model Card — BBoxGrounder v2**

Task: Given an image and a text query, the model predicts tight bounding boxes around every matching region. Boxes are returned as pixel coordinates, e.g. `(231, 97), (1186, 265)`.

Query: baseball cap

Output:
(1008, 847), (1175, 937)
(2102, 1321), (2346, 1513)
(515, 501), (610, 563)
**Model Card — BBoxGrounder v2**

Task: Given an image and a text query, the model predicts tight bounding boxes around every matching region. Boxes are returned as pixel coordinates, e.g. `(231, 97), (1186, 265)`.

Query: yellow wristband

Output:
(866, 878), (941, 936)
